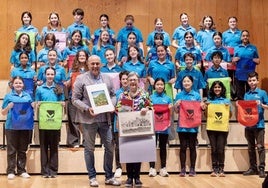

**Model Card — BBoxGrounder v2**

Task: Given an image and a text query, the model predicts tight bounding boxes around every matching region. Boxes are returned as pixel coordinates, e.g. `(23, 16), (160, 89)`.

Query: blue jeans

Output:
(82, 122), (113, 179)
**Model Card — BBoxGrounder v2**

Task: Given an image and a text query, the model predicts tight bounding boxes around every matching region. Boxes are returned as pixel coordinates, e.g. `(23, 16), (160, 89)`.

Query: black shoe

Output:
(125, 178), (133, 187)
(259, 168), (266, 178)
(243, 168), (258, 176)
(135, 179), (142, 187)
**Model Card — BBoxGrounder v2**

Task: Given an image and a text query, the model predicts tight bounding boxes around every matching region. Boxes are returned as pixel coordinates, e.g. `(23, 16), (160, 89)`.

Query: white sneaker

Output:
(148, 167), (157, 177)
(20, 172), (30, 178)
(159, 167), (169, 177)
(7, 173), (15, 180)
(90, 178), (99, 187)
(114, 168), (122, 178)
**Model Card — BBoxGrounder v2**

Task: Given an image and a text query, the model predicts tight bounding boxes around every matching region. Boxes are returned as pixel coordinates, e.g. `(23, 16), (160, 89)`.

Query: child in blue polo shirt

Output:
(204, 51), (229, 82)
(242, 72), (268, 178)
(66, 8), (90, 46)
(92, 30), (115, 65)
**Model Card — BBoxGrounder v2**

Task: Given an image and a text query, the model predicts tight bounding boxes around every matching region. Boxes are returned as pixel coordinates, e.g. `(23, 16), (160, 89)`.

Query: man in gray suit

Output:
(72, 55), (120, 187)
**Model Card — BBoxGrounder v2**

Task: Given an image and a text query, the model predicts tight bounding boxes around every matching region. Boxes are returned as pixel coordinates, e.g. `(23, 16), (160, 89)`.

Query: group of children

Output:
(1, 7), (267, 187)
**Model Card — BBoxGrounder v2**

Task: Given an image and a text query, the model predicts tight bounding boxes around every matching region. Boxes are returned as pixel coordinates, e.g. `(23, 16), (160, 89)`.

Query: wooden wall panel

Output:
(0, 0), (267, 91)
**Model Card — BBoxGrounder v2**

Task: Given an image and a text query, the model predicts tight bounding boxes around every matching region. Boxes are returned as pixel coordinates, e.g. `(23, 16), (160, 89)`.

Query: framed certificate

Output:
(86, 83), (114, 114)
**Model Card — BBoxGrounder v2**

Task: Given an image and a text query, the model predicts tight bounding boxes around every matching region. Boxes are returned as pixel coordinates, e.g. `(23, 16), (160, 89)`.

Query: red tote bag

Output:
(179, 101), (202, 128)
(153, 104), (171, 131)
(237, 100), (259, 127)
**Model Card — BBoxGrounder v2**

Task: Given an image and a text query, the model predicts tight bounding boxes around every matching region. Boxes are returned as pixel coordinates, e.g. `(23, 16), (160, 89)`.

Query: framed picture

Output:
(118, 110), (154, 137)
(86, 83), (115, 114)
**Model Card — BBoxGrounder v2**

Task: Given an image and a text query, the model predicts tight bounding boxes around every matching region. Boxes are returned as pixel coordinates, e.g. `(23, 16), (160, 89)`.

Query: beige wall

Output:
(1, 0), (268, 90)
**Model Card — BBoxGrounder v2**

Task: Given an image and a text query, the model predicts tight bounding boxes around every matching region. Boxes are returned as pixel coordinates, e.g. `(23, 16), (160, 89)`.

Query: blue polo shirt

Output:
(208, 97), (230, 105)
(151, 92), (172, 134)
(146, 30), (171, 47)
(147, 59), (175, 82)
(175, 90), (201, 133)
(92, 44), (115, 65)
(196, 29), (216, 52)
(117, 26), (143, 49)
(244, 88), (268, 129)
(122, 60), (146, 78)
(172, 25), (197, 47)
(100, 64), (123, 73)
(11, 66), (36, 79)
(204, 66), (229, 81)
(66, 22), (90, 41)
(174, 68), (206, 91)
(174, 45), (202, 66)
(35, 82), (65, 102)
(205, 46), (231, 62)
(92, 28), (116, 45)
(62, 45), (90, 60)
(234, 43), (259, 59)
(37, 64), (66, 84)
(222, 29), (241, 48)
(10, 49), (36, 68)
(17, 25), (41, 42)
(41, 26), (66, 38)
(2, 90), (32, 129)
(37, 47), (63, 64)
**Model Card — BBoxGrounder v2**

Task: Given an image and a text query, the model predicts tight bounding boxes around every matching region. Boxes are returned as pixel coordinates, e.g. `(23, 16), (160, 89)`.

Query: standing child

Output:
(35, 67), (65, 178)
(101, 48), (123, 73)
(206, 81), (231, 177)
(113, 71), (129, 178)
(148, 78), (172, 177)
(174, 75), (205, 177)
(1, 76), (34, 179)
(242, 72), (268, 178)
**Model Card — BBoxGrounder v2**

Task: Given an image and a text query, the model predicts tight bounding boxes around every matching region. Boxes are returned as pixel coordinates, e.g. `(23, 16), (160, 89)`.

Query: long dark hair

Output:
(208, 80), (226, 100)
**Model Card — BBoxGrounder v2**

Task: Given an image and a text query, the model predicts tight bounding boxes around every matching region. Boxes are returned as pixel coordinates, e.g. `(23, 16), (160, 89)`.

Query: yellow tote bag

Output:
(207, 104), (229, 132)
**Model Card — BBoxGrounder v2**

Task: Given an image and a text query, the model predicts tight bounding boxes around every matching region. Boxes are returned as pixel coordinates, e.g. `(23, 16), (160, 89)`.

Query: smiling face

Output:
(228, 17), (237, 30)
(212, 55), (222, 68)
(77, 51), (87, 63)
(100, 16), (108, 27)
(182, 76), (193, 92)
(100, 30), (109, 43)
(45, 68), (55, 84)
(12, 78), (24, 93)
(213, 84), (222, 97)
(127, 74), (139, 92)
(157, 46), (167, 61)
(19, 53), (29, 66)
(203, 17), (212, 29)
(127, 33), (136, 45)
(88, 55), (101, 77)
(247, 76), (258, 90)
(241, 31), (250, 44)
(154, 79), (165, 94)
(185, 56), (194, 69)
(128, 46), (138, 59)
(120, 74), (128, 88)
(22, 13), (31, 25)
(48, 50), (57, 65)
(105, 49), (116, 64)
(72, 32), (82, 45)
(49, 13), (59, 26)
(180, 14), (189, 26)
(184, 33), (194, 45)
(155, 19), (163, 31)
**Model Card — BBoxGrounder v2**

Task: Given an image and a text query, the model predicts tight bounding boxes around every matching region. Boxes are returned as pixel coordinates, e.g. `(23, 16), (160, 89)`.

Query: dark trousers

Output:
(126, 162), (141, 180)
(207, 130), (228, 169)
(235, 79), (250, 100)
(6, 130), (32, 174)
(66, 100), (82, 146)
(245, 128), (265, 170)
(178, 132), (197, 169)
(149, 133), (169, 168)
(113, 132), (121, 169)
(39, 130), (60, 176)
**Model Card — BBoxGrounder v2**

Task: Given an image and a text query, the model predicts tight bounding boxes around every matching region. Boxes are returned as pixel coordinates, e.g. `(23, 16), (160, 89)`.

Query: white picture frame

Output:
(86, 83), (114, 114)
(118, 110), (154, 137)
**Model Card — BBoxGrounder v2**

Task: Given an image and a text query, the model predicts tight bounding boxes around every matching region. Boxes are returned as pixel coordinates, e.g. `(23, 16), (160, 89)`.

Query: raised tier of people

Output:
(1, 8), (268, 188)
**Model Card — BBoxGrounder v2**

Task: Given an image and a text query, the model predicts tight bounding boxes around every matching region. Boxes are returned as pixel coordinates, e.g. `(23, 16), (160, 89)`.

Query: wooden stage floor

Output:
(0, 173), (264, 188)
